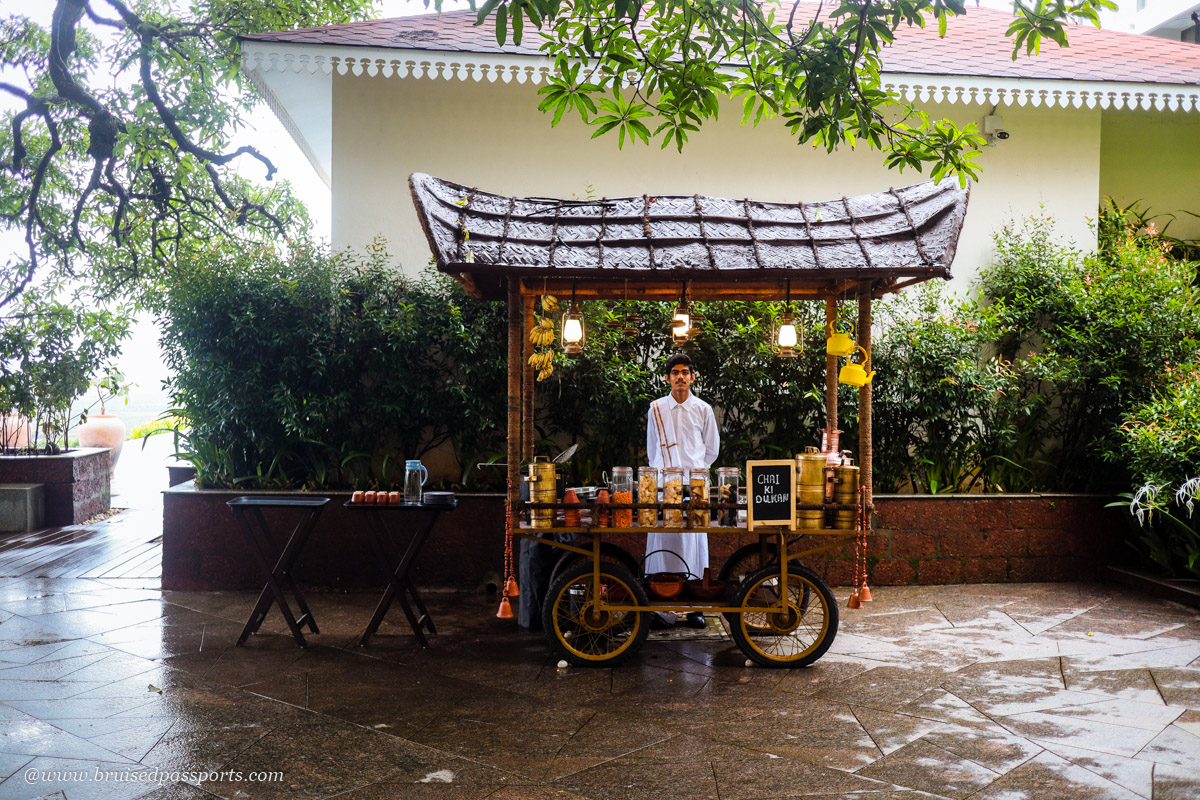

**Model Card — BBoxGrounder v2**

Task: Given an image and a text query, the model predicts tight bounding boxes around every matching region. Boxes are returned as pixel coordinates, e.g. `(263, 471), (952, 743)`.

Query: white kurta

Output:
(644, 393), (719, 577)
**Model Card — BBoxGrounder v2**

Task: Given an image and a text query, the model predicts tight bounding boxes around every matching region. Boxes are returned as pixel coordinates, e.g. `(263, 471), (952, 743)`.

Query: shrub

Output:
(160, 242), (506, 489)
(0, 286), (130, 453)
(870, 284), (1033, 493)
(979, 214), (1200, 490)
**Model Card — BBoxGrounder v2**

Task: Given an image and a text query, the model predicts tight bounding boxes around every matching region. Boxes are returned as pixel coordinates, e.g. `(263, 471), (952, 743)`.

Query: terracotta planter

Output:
(77, 414), (125, 478)
(1, 415), (30, 449)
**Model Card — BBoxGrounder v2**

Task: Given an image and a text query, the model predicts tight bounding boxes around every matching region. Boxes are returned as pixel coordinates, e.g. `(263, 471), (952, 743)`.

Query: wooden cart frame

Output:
(410, 173), (970, 666)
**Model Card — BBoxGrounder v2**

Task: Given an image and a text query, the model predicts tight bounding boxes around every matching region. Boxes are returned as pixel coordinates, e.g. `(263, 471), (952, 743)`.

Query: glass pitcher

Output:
(404, 459), (428, 504)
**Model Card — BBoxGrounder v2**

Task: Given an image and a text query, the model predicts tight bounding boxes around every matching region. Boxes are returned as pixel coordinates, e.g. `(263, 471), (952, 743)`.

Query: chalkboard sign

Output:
(746, 460), (796, 530)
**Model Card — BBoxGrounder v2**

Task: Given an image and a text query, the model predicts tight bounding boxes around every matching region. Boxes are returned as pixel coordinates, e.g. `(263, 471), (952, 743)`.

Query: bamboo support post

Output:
(507, 280), (522, 514)
(858, 294), (873, 515)
(825, 298), (838, 436)
(522, 290), (536, 462)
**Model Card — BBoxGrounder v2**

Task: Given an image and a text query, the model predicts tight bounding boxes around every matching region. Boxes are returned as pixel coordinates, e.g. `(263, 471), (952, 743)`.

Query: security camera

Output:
(982, 114), (1009, 145)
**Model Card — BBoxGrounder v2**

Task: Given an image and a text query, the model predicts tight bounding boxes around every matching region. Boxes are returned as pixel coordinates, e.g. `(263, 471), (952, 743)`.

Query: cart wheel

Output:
(718, 543), (811, 632)
(548, 544), (641, 589)
(543, 560), (650, 667)
(728, 563), (838, 668)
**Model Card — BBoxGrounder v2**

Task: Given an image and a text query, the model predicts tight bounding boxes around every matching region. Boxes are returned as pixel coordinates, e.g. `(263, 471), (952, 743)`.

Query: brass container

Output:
(528, 458), (558, 528)
(796, 447), (827, 530)
(832, 458), (859, 530)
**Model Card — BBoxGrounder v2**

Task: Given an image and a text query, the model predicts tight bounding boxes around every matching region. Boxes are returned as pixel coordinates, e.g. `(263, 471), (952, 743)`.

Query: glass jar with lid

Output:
(688, 469), (710, 528)
(637, 466), (658, 527)
(608, 466), (634, 528)
(715, 467), (740, 526)
(661, 466), (684, 527)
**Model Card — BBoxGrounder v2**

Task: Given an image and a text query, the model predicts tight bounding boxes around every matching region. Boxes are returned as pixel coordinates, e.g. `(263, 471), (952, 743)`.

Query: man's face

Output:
(666, 365), (695, 394)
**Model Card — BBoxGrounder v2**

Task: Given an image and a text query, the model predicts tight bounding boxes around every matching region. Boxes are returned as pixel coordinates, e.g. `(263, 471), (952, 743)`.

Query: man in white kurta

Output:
(645, 353), (719, 626)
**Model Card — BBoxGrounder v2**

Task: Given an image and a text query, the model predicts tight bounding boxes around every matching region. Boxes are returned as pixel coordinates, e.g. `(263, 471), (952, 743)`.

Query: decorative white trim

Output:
(244, 65), (332, 188)
(242, 41), (1200, 112)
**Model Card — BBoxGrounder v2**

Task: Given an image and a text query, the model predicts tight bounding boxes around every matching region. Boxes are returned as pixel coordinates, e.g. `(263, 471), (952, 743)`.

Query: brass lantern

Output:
(775, 310), (799, 358)
(774, 280), (800, 358)
(561, 284), (585, 354)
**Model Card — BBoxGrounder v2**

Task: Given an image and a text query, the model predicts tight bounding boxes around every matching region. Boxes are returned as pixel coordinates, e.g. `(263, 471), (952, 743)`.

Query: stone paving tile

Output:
(0, 581), (1195, 799)
(968, 750), (1144, 799)
(998, 710), (1162, 758)
(1039, 740), (1155, 798)
(855, 737), (1003, 798)
(1153, 763), (1200, 800)
(1149, 667), (1200, 709)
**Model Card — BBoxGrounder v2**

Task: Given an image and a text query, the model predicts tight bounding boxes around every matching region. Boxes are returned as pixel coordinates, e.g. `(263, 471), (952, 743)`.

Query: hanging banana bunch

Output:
(529, 295), (560, 382)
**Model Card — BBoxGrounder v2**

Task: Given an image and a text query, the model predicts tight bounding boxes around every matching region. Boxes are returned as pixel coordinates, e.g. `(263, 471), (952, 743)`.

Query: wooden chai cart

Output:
(411, 172), (969, 667)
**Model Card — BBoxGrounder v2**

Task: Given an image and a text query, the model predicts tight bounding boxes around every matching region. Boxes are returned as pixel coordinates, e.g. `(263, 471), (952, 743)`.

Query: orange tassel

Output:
(859, 582), (873, 602)
(504, 576), (520, 598)
(496, 596), (514, 619)
(847, 590), (862, 609)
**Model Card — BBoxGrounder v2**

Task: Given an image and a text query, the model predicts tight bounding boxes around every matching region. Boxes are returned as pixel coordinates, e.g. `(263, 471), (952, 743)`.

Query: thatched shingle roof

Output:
(410, 173), (969, 300)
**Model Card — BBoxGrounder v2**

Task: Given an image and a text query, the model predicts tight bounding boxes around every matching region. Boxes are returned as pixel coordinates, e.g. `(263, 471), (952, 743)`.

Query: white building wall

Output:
(332, 74), (1102, 291)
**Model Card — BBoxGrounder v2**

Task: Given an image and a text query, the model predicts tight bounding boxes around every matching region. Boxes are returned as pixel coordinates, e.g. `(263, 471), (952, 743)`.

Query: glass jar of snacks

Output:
(688, 469), (711, 528)
(609, 466), (633, 528)
(715, 467), (740, 527)
(637, 466), (658, 527)
(662, 467), (684, 527)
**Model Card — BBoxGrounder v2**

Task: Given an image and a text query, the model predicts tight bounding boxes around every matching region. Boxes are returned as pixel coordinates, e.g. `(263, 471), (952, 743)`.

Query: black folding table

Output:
(347, 499), (457, 647)
(228, 496), (330, 647)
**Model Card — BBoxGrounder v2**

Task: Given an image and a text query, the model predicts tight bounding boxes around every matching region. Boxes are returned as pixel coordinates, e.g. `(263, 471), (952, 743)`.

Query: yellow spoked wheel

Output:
(542, 560), (650, 667)
(729, 563), (838, 668)
(718, 542), (811, 633)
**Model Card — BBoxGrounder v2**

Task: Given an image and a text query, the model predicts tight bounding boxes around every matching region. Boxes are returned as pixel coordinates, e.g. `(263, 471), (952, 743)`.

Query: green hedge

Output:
(161, 211), (1199, 500)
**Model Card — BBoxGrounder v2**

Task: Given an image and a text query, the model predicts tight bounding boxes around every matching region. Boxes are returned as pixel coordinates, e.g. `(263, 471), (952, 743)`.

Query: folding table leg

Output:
(236, 508), (307, 647)
(259, 507), (321, 634)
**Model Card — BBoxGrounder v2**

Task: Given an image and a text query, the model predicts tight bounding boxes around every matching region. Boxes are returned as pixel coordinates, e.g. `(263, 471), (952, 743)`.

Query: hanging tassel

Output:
(847, 589), (862, 609)
(856, 485), (872, 603)
(498, 477), (517, 618)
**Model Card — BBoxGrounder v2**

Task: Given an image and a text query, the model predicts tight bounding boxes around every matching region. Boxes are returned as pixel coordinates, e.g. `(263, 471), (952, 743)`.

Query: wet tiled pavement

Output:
(0, 578), (1197, 799)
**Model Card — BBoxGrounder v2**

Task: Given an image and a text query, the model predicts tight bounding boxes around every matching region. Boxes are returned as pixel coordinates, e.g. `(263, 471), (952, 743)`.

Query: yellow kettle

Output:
(826, 320), (856, 357)
(838, 346), (875, 387)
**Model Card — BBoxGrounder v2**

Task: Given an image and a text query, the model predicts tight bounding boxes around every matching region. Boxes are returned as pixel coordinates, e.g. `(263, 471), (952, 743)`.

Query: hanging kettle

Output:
(838, 346), (875, 387)
(826, 320), (856, 357)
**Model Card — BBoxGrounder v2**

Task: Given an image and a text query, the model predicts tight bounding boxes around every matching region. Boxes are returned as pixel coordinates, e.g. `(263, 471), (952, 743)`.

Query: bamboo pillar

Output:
(522, 290), (536, 462)
(824, 299), (839, 438)
(507, 279), (522, 514)
(858, 294), (873, 516)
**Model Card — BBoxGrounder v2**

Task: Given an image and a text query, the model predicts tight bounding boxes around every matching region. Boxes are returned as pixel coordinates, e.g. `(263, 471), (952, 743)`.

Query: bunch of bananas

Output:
(529, 350), (555, 381)
(541, 294), (559, 312)
(529, 316), (555, 346)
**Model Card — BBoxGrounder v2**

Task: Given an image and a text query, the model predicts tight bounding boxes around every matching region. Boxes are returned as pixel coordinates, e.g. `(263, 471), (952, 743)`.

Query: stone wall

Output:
(0, 448), (110, 526)
(810, 494), (1126, 586)
(162, 486), (1126, 591)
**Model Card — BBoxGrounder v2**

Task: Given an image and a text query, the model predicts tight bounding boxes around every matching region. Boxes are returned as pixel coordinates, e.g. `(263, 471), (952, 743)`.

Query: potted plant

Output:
(77, 372), (133, 478)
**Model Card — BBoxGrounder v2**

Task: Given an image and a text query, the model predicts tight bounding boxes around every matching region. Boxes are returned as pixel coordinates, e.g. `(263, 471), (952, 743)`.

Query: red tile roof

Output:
(244, 4), (1200, 86)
